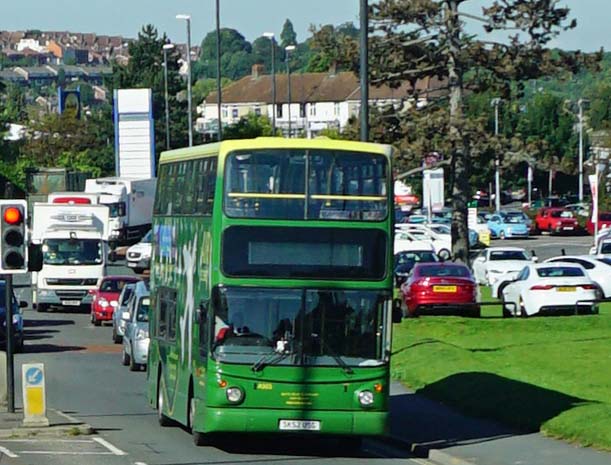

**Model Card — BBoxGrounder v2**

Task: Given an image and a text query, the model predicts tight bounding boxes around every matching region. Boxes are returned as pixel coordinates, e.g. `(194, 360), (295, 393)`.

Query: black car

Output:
(394, 250), (439, 287)
(0, 281), (26, 352)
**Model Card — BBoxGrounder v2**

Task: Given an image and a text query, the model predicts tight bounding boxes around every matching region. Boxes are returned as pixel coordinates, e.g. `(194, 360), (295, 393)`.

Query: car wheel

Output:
(129, 344), (140, 371)
(519, 297), (529, 318)
(158, 377), (172, 427)
(121, 347), (130, 366)
(112, 327), (122, 344)
(93, 316), (101, 327)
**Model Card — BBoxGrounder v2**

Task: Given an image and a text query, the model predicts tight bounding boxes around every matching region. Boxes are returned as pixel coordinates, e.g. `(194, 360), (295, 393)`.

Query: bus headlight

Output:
(226, 387), (244, 404)
(358, 390), (374, 407)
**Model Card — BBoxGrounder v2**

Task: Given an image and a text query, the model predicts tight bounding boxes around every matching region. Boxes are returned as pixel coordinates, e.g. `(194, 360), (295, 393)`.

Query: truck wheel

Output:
(37, 304), (49, 313)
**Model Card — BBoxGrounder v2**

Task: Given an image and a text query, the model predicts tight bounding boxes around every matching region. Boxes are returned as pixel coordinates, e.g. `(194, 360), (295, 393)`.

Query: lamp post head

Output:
(263, 32), (275, 40)
(176, 14), (191, 21)
(490, 97), (502, 107)
(285, 45), (296, 52)
(163, 43), (175, 51)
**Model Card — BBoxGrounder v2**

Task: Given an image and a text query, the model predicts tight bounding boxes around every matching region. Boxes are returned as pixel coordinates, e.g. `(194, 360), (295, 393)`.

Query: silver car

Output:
(112, 281), (138, 343)
(121, 281), (150, 371)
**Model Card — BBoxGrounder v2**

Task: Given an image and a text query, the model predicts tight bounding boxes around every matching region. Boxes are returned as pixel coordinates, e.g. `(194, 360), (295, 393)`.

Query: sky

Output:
(1, 1), (608, 52)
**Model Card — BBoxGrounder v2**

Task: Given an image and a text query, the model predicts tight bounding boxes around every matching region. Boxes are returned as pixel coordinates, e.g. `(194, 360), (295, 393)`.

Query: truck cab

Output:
(31, 204), (110, 312)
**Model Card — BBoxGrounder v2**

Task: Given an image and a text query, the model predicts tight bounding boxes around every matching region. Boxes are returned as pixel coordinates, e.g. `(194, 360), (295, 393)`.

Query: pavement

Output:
(387, 381), (611, 465)
(0, 407), (93, 439)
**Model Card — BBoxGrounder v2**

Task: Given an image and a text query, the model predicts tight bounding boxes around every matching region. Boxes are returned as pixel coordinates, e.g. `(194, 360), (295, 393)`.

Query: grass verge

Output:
(391, 286), (611, 450)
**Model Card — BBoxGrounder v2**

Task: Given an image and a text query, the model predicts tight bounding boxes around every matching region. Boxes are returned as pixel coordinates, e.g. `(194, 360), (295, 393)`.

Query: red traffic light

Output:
(3, 207), (22, 225)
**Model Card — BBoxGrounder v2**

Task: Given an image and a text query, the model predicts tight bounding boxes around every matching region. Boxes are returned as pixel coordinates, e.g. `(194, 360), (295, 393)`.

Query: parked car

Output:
(543, 196), (569, 208)
(565, 203), (590, 218)
(586, 213), (611, 235)
(90, 276), (140, 326)
(394, 250), (439, 287)
(0, 280), (26, 352)
(472, 247), (536, 287)
(544, 255), (611, 298)
(400, 263), (480, 317)
(487, 212), (530, 239)
(394, 225), (451, 260)
(121, 280), (150, 371)
(112, 280), (140, 343)
(534, 208), (579, 235)
(503, 210), (533, 231)
(126, 230), (152, 274)
(501, 264), (600, 317)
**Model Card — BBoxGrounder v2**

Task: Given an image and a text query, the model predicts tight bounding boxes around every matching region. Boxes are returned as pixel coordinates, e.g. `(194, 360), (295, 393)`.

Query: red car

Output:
(400, 263), (480, 317)
(534, 208), (579, 235)
(90, 276), (140, 326)
(586, 212), (611, 236)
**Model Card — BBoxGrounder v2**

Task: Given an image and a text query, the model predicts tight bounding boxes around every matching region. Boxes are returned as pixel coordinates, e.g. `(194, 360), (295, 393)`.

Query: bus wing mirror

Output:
(392, 299), (403, 323)
(196, 300), (209, 323)
(28, 244), (43, 272)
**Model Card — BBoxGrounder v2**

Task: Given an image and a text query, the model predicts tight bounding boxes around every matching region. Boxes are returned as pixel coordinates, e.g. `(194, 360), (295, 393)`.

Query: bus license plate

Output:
(279, 420), (321, 431)
(62, 300), (81, 306)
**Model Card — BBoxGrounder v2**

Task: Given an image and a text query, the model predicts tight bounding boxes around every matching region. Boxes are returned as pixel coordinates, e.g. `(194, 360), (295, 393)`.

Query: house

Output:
(198, 64), (445, 137)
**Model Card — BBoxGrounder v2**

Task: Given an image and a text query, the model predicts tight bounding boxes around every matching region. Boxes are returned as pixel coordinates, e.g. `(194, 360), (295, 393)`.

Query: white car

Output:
(394, 224), (452, 260)
(544, 255), (611, 298)
(126, 230), (152, 274)
(472, 247), (535, 287)
(501, 263), (600, 317)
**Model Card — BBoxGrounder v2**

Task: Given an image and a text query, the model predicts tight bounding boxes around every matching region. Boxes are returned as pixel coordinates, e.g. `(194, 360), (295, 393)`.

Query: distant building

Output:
(198, 64), (445, 137)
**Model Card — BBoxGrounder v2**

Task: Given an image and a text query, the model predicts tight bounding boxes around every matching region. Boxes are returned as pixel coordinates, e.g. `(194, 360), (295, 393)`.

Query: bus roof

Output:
(158, 137), (394, 164)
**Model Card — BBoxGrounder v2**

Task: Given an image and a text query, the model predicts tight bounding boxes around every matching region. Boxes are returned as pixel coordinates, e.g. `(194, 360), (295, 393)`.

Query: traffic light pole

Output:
(5, 273), (14, 413)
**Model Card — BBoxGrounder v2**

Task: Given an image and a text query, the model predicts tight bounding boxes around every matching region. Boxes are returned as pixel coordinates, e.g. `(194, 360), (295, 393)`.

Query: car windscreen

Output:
(501, 214), (523, 224)
(536, 267), (585, 278)
(120, 287), (134, 305)
(600, 243), (611, 254)
(551, 210), (573, 218)
(489, 251), (528, 261)
(597, 257), (611, 266)
(101, 279), (136, 292)
(395, 251), (438, 266)
(136, 297), (150, 322)
(417, 265), (471, 277)
(599, 213), (611, 221)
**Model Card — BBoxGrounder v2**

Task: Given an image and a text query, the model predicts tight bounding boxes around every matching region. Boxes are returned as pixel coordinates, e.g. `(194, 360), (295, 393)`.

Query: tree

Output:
(195, 28), (254, 80)
(280, 19), (297, 48)
(223, 113), (274, 139)
(312, 1), (600, 263)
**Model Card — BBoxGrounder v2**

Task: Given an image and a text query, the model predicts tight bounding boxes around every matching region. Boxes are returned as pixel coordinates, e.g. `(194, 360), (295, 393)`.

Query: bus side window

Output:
(154, 165), (170, 216)
(194, 159), (208, 214)
(158, 291), (167, 338)
(182, 160), (197, 215)
(205, 158), (217, 215)
(167, 289), (177, 341)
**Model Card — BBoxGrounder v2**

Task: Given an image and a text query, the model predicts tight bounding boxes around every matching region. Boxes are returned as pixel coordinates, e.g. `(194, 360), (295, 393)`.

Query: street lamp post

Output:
(285, 45), (295, 138)
(577, 98), (589, 203)
(263, 32), (277, 135)
(360, 0), (369, 142)
(162, 43), (175, 151)
(176, 14), (193, 147)
(491, 97), (502, 212)
(215, 0), (222, 140)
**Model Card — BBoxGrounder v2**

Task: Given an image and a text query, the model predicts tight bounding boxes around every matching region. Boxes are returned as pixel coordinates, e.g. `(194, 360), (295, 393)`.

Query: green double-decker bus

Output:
(147, 137), (397, 444)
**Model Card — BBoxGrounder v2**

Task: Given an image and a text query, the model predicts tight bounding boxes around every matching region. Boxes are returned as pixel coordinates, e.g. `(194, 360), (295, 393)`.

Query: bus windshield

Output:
(212, 287), (388, 367)
(224, 149), (388, 221)
(42, 239), (103, 266)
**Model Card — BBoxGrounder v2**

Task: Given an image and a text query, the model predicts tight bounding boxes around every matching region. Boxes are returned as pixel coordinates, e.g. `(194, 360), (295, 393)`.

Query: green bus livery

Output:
(147, 137), (397, 444)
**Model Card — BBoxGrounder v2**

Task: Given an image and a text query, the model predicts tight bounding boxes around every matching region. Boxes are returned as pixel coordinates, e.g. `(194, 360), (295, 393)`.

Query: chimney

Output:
(252, 63), (265, 79)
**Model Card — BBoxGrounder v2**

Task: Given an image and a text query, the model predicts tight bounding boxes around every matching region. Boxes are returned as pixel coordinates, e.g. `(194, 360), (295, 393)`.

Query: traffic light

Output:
(0, 200), (28, 273)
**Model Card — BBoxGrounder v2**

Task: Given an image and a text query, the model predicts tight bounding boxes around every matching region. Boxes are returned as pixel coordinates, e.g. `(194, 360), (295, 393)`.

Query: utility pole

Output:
(162, 43), (175, 151)
(578, 98), (588, 203)
(359, 0), (369, 142)
(264, 33), (277, 135)
(176, 15), (193, 147)
(491, 97), (502, 212)
(215, 0), (223, 141)
(285, 45), (296, 138)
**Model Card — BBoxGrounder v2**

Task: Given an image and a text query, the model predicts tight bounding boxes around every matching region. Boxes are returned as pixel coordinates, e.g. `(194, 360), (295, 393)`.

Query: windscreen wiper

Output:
(311, 333), (354, 375)
(251, 350), (292, 372)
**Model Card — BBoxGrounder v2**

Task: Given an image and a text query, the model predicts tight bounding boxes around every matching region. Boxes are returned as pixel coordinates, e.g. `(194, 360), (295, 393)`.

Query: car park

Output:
(586, 213), (611, 235)
(472, 247), (536, 288)
(112, 280), (140, 343)
(121, 280), (150, 371)
(501, 264), (600, 317)
(400, 262), (480, 317)
(0, 280), (26, 352)
(487, 212), (530, 239)
(394, 250), (439, 287)
(90, 276), (140, 326)
(534, 208), (579, 235)
(544, 255), (611, 298)
(126, 230), (152, 274)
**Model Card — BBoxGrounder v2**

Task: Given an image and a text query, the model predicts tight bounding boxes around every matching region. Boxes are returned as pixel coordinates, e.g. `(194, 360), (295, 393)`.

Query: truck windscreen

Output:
(42, 239), (103, 266)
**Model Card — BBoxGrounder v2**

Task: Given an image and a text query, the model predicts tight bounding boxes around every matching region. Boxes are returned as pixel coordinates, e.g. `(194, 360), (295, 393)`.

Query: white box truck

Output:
(84, 177), (156, 244)
(31, 203), (110, 312)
